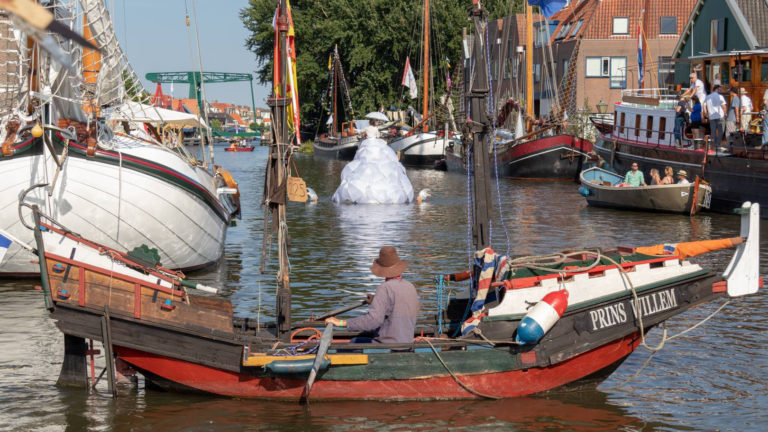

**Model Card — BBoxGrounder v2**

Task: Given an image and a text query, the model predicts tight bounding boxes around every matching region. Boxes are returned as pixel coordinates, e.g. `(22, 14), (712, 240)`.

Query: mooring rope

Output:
(424, 338), (500, 400)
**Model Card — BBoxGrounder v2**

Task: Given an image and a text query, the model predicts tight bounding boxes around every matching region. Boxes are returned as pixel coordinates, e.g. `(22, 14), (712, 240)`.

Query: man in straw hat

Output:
(676, 169), (690, 185)
(325, 246), (419, 344)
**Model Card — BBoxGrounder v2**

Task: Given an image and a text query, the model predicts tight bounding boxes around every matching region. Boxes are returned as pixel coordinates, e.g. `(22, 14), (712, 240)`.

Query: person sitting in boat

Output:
(660, 166), (674, 185)
(363, 119), (381, 139)
(325, 246), (420, 344)
(620, 162), (646, 187)
(649, 168), (661, 185)
(229, 140), (237, 149)
(676, 169), (690, 185)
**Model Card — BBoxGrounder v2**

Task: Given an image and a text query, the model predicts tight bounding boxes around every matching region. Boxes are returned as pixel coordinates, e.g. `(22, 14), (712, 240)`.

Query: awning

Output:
(107, 101), (208, 129)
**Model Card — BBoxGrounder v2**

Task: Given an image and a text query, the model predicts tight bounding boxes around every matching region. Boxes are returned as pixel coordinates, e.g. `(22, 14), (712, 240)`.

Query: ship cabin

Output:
(604, 89), (695, 150)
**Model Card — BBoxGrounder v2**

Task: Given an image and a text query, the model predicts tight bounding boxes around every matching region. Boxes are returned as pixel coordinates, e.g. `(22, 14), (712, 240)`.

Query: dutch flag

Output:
(0, 232), (11, 265)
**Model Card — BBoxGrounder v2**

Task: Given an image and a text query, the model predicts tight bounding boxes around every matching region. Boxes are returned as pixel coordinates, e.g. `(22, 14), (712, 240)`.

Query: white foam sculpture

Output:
(332, 138), (414, 204)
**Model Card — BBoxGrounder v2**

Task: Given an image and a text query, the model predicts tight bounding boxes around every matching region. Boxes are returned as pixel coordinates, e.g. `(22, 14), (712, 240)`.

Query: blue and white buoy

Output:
(516, 290), (569, 345)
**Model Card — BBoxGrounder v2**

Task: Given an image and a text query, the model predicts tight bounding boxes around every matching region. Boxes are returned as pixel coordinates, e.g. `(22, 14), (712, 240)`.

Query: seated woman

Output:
(660, 166), (674, 184)
(649, 168), (661, 185)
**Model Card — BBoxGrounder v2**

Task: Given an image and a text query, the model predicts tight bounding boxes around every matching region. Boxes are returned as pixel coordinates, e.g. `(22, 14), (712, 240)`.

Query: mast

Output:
(466, 1), (492, 251)
(422, 0), (430, 132)
(525, 4), (533, 126)
(265, 0), (292, 338)
(333, 54), (338, 135)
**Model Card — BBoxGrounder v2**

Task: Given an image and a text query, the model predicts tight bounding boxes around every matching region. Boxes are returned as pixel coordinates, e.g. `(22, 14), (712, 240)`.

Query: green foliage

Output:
(211, 119), (222, 130)
(241, 0), (525, 130)
(123, 70), (151, 104)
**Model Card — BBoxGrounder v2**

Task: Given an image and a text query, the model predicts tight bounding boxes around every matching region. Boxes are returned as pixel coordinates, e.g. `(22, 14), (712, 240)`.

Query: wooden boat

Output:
(29, 198), (761, 400)
(386, 0), (460, 166)
(590, 86), (768, 215)
(579, 167), (712, 214)
(313, 48), (360, 160)
(25, 2), (762, 402)
(0, 5), (239, 277)
(444, 133), (593, 180)
(224, 145), (255, 152)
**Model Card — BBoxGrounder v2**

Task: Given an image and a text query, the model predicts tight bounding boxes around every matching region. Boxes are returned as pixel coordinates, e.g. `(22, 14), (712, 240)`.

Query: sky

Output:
(110, 0), (271, 109)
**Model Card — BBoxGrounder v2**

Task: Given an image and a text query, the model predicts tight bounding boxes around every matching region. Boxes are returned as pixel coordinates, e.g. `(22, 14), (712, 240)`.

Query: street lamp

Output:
(596, 99), (608, 115)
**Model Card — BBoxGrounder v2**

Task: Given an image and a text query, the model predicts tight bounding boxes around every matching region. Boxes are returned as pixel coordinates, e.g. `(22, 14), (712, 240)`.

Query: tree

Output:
(240, 0), (523, 130)
(211, 119), (222, 130)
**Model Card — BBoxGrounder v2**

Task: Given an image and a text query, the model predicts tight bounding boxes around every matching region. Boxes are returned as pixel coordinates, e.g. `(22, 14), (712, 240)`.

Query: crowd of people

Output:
(674, 72), (767, 148)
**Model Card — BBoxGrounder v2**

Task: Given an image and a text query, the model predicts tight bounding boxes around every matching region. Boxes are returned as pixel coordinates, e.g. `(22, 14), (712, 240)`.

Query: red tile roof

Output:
(549, 0), (695, 41)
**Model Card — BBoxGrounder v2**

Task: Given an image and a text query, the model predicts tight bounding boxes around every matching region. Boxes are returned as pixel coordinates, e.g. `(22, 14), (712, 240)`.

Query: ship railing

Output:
(611, 121), (699, 149)
(621, 88), (679, 109)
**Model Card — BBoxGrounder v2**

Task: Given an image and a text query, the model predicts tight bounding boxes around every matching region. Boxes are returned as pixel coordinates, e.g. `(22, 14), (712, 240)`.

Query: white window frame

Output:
(613, 17), (629, 35)
(609, 57), (627, 89)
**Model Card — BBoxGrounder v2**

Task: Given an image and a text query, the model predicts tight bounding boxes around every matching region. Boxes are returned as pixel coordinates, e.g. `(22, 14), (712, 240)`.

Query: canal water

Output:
(1, 145), (766, 431)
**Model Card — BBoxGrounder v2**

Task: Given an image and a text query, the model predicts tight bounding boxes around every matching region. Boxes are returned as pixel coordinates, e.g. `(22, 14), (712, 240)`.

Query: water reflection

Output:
(0, 147), (766, 430)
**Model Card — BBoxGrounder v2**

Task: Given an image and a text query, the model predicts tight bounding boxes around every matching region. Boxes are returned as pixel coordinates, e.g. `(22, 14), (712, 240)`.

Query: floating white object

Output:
(332, 138), (414, 204)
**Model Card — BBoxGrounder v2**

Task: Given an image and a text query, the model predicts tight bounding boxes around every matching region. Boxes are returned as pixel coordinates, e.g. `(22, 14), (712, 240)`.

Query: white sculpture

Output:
(332, 138), (414, 204)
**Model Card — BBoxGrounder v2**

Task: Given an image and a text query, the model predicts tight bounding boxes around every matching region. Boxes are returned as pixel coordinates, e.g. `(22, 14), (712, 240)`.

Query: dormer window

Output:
(613, 17), (629, 35)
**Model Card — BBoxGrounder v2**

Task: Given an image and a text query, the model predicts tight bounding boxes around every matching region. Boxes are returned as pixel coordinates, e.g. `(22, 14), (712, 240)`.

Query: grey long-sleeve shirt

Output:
(346, 278), (419, 344)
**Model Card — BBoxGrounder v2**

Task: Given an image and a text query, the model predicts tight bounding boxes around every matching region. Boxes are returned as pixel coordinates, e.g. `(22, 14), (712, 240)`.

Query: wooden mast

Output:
(422, 0), (430, 132)
(525, 4), (533, 128)
(333, 52), (338, 136)
(265, 0), (292, 338)
(466, 1), (492, 251)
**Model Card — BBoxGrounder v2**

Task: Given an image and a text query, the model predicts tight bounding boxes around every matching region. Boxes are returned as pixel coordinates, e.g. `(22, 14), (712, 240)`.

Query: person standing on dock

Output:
(325, 246), (419, 344)
(726, 87), (741, 141)
(622, 163), (646, 187)
(703, 85), (727, 149)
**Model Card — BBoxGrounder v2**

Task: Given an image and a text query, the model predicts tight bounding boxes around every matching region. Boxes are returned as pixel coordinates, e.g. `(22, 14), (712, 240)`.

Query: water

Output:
(1, 146), (766, 431)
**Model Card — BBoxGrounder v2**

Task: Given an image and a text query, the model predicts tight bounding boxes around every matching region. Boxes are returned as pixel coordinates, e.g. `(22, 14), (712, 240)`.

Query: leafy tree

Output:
(211, 119), (222, 130)
(241, 0), (524, 131)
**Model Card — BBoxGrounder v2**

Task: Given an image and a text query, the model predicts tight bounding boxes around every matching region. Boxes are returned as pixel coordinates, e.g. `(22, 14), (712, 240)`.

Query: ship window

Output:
(646, 115), (653, 138)
(619, 112), (625, 134)
(659, 117), (667, 140)
(634, 114), (641, 136)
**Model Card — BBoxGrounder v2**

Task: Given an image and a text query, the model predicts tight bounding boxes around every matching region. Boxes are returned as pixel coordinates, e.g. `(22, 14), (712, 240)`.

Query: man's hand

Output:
(325, 316), (343, 327)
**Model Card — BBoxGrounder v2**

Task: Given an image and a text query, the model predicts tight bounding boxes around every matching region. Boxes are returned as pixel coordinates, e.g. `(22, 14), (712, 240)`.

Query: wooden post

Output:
(100, 309), (117, 398)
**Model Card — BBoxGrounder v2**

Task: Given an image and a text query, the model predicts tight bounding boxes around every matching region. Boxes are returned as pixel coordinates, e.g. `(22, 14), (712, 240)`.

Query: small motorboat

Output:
(578, 167), (712, 214)
(225, 141), (255, 152)
(224, 146), (255, 152)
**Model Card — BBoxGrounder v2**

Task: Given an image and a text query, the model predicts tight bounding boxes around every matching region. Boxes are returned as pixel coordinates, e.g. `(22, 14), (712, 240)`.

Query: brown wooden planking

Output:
(47, 259), (234, 333)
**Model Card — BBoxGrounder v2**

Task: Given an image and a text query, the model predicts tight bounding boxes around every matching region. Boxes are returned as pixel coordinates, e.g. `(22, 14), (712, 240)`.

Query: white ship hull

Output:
(388, 132), (458, 166)
(0, 134), (234, 276)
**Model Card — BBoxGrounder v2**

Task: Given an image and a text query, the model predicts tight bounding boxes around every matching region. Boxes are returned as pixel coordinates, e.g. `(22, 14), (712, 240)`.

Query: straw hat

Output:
(370, 246), (408, 278)
(676, 169), (688, 177)
(739, 87), (748, 95)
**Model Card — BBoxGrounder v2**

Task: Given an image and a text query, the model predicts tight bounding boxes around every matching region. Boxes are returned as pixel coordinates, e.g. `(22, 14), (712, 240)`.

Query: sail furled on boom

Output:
(80, 0), (148, 108)
(272, 0), (300, 143)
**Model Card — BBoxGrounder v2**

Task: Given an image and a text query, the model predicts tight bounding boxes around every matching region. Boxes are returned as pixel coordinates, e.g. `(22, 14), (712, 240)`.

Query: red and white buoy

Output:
(515, 289), (569, 344)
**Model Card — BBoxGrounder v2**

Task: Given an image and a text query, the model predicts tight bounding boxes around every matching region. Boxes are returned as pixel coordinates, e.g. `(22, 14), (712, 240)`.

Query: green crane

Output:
(145, 71), (258, 132)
